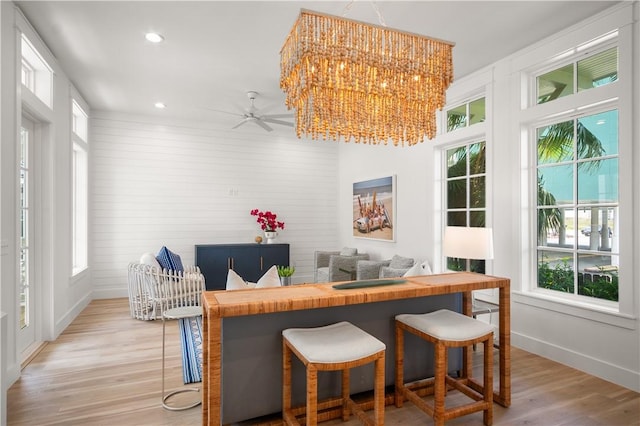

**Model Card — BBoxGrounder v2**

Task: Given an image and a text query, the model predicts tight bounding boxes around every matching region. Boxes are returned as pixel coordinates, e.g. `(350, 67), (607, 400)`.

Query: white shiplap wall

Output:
(90, 112), (340, 297)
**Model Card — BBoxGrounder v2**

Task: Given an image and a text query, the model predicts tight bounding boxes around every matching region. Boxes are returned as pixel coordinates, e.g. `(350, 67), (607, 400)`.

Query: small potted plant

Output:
(277, 265), (295, 286)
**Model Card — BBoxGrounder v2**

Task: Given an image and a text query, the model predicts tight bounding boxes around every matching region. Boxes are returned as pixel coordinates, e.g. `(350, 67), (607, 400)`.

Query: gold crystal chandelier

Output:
(280, 9), (454, 146)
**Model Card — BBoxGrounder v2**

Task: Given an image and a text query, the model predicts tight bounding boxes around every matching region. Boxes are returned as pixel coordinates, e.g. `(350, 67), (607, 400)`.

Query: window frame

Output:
(444, 96), (486, 133)
(520, 27), (634, 318)
(532, 104), (620, 308)
(444, 139), (490, 273)
(530, 32), (618, 107)
(20, 33), (53, 108)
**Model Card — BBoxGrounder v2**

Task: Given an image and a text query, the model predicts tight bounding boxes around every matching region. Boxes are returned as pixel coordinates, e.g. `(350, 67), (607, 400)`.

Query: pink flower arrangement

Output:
(250, 209), (285, 232)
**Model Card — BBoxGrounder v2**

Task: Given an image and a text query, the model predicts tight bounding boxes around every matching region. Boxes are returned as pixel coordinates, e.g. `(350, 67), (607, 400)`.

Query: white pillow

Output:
(140, 252), (161, 269)
(226, 269), (250, 290)
(421, 261), (433, 275)
(403, 261), (433, 277)
(402, 263), (424, 277)
(255, 265), (281, 288)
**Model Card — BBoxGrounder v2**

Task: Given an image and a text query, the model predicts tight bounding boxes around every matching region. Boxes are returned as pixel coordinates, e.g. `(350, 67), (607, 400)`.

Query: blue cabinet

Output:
(195, 244), (290, 290)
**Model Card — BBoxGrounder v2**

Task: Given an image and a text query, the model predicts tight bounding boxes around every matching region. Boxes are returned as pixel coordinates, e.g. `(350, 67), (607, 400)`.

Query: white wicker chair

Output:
(127, 263), (205, 320)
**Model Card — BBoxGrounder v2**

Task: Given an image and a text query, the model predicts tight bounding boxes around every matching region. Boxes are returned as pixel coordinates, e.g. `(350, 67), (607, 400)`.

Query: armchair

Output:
(314, 249), (369, 283)
(127, 263), (205, 320)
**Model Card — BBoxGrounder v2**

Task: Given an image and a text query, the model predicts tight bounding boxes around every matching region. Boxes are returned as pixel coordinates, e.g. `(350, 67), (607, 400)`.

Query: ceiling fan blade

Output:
(253, 119), (273, 132)
(201, 106), (244, 117)
(232, 118), (250, 129)
(261, 118), (294, 127)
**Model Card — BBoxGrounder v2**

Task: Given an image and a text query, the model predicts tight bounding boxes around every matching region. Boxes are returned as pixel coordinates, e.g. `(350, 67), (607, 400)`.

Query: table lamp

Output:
(443, 226), (494, 271)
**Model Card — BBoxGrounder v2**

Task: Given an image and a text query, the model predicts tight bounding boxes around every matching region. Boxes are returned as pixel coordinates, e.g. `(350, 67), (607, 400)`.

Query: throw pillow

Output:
(156, 246), (184, 272)
(389, 254), (414, 269)
(340, 247), (358, 256)
(403, 263), (424, 277)
(226, 269), (250, 290)
(140, 252), (161, 269)
(255, 265), (281, 288)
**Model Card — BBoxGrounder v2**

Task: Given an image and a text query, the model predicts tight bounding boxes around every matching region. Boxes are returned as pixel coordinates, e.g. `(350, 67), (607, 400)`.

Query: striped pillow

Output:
(156, 246), (184, 272)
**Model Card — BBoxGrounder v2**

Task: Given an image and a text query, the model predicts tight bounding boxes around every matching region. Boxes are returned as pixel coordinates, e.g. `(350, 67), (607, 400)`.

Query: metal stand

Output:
(162, 306), (202, 411)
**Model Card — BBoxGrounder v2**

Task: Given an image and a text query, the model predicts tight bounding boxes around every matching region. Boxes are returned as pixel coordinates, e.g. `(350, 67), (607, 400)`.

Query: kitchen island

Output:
(201, 272), (510, 425)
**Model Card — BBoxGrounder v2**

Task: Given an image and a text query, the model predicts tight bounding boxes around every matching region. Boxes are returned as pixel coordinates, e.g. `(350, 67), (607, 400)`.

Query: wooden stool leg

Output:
(306, 366), (318, 426)
(434, 343), (446, 426)
(282, 341), (292, 422)
(394, 324), (404, 408)
(341, 368), (350, 421)
(375, 354), (385, 425)
(484, 335), (494, 426)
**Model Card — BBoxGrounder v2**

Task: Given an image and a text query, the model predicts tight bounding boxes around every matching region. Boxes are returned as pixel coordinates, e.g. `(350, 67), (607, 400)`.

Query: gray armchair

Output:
(314, 250), (369, 283)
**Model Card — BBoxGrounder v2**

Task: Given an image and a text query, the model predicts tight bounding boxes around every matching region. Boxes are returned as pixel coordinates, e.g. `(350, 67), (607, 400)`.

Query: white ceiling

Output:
(15, 1), (618, 129)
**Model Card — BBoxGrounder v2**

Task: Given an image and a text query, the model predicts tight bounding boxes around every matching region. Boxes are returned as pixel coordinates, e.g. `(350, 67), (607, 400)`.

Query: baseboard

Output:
(54, 292), (92, 338)
(92, 287), (128, 299)
(512, 331), (640, 392)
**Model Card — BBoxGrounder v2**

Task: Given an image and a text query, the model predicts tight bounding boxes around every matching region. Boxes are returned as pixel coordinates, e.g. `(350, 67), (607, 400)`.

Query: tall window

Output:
(72, 100), (88, 274)
(536, 110), (619, 301)
(530, 31), (621, 305)
(445, 141), (487, 272)
(19, 122), (33, 330)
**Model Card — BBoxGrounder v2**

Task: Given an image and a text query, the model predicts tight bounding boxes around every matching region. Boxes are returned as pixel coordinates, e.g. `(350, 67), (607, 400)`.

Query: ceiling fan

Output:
(207, 91), (294, 132)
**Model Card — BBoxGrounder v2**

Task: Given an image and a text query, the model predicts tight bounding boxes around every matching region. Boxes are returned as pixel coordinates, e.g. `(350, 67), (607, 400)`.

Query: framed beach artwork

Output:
(352, 175), (396, 241)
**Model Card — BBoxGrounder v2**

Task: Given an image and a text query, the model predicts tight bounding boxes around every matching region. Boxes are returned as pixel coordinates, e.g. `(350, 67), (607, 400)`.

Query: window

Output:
(72, 101), (88, 142)
(445, 140), (487, 272)
(21, 34), (53, 108)
(446, 97), (485, 132)
(536, 42), (618, 104)
(536, 109), (619, 302)
(19, 121), (32, 330)
(526, 26), (627, 309)
(72, 100), (88, 274)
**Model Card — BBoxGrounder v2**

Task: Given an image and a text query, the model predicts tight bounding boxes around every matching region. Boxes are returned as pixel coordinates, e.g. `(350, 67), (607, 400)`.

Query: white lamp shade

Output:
(443, 226), (494, 260)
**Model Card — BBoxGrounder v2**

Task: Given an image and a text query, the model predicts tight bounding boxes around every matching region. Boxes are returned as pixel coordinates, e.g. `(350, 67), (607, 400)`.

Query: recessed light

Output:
(145, 32), (164, 43)
(154, 102), (166, 109)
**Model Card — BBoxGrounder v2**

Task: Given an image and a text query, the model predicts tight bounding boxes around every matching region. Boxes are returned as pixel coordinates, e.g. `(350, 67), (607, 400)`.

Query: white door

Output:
(18, 115), (38, 357)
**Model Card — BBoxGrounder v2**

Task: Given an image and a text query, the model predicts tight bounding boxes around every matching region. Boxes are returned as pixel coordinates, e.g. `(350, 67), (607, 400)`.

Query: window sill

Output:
(71, 267), (89, 285)
(512, 290), (637, 330)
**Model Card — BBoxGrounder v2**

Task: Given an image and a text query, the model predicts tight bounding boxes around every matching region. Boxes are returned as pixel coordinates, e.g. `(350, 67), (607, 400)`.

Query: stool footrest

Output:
(445, 376), (485, 401)
(286, 394), (383, 426)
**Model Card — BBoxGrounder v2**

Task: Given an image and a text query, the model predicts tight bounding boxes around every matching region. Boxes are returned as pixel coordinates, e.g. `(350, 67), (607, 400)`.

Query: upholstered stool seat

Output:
(282, 321), (386, 425)
(395, 309), (494, 426)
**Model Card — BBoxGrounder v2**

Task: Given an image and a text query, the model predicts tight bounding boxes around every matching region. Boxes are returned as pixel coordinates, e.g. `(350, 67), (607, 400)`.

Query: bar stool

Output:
(162, 306), (202, 411)
(395, 309), (493, 426)
(282, 321), (386, 425)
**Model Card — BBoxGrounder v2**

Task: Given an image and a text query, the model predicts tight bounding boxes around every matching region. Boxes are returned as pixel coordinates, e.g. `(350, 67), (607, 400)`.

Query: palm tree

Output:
(536, 120), (605, 241)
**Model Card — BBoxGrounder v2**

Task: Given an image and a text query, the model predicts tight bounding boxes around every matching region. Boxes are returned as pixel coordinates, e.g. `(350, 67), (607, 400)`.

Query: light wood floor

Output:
(7, 298), (639, 425)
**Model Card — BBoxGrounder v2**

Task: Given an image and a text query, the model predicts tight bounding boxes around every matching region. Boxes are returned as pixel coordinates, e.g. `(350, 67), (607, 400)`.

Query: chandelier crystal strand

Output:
(280, 9), (453, 146)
